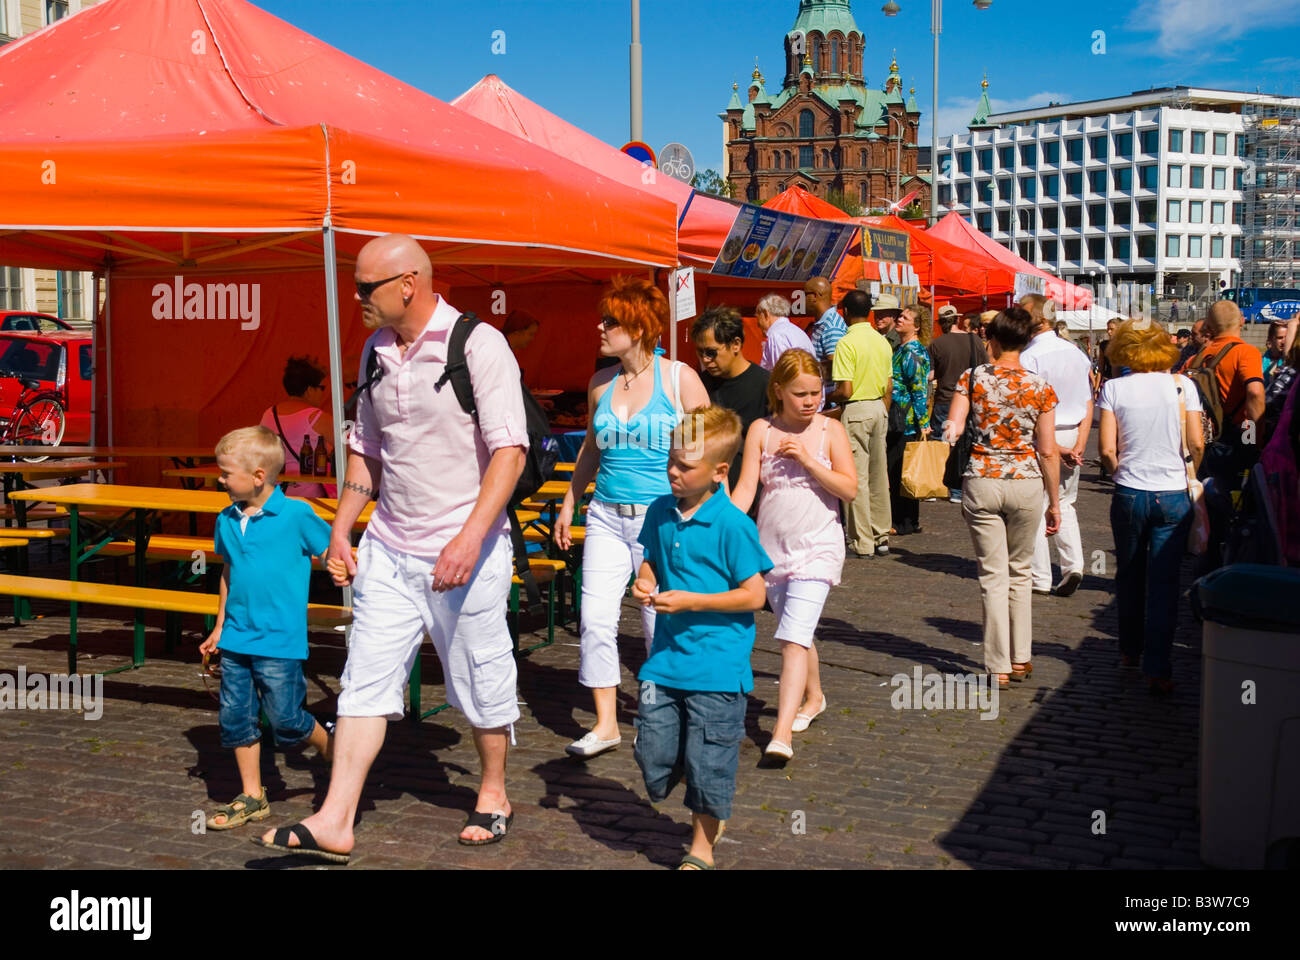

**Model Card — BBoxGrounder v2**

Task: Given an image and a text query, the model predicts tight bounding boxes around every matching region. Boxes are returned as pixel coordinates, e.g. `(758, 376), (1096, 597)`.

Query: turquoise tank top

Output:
(593, 359), (681, 505)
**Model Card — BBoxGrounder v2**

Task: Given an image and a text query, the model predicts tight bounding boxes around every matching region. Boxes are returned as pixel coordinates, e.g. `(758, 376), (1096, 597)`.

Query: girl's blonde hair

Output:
(766, 348), (822, 413)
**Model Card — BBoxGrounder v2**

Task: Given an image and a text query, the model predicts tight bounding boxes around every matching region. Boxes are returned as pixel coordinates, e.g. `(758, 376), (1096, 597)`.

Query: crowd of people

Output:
(196, 231), (1292, 870)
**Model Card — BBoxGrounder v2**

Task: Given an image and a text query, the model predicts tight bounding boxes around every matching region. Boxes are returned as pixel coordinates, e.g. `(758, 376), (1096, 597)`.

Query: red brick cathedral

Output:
(723, 0), (929, 211)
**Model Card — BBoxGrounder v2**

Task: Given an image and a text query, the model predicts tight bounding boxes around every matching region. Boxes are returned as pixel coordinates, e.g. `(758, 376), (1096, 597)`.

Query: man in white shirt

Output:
(1020, 294), (1092, 597)
(756, 292), (815, 371)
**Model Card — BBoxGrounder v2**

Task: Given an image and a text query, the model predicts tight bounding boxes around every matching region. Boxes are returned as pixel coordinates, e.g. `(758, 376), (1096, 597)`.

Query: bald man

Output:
(257, 234), (528, 859)
(1194, 300), (1265, 438)
(802, 276), (848, 402)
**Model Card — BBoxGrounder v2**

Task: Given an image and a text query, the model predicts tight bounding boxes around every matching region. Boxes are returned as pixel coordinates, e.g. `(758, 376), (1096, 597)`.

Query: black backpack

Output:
(347, 312), (558, 609)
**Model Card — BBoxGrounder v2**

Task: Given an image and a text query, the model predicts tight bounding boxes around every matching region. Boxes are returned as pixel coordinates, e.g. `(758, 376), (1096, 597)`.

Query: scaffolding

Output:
(1242, 99), (1300, 287)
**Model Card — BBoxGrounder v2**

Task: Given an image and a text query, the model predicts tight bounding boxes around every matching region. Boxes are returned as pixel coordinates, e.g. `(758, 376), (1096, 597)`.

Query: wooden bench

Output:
(97, 535), (223, 564)
(0, 538), (30, 549)
(0, 573), (350, 674)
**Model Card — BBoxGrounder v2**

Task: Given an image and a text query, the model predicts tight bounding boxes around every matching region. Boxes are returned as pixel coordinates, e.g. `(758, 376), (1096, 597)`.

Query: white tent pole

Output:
(322, 223), (346, 482)
(90, 271), (99, 446)
(105, 264), (114, 446)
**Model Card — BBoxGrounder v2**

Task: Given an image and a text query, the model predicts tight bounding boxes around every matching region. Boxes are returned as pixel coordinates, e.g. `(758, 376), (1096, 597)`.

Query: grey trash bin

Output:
(1192, 563), (1300, 869)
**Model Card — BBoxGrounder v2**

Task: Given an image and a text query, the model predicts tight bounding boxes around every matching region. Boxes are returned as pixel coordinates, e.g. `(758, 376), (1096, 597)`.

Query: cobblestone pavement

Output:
(0, 452), (1205, 870)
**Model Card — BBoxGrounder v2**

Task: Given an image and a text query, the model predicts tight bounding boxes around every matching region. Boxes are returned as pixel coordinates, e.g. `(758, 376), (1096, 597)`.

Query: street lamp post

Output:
(883, 0), (993, 226)
(887, 114), (920, 202)
(629, 0), (643, 142)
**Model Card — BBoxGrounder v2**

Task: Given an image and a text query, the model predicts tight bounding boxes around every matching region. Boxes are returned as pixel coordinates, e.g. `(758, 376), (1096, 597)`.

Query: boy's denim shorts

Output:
(218, 651), (316, 749)
(634, 683), (747, 821)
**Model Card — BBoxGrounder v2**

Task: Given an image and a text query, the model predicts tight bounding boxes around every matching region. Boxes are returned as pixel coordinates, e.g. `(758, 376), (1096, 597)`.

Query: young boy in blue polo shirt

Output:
(199, 426), (333, 831)
(631, 405), (772, 870)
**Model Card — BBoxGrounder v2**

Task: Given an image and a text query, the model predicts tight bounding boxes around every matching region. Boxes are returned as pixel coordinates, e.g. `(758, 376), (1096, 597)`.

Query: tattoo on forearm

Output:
(344, 479), (376, 499)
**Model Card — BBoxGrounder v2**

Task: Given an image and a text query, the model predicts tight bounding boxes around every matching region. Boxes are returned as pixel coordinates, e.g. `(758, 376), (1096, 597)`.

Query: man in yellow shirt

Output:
(831, 290), (895, 557)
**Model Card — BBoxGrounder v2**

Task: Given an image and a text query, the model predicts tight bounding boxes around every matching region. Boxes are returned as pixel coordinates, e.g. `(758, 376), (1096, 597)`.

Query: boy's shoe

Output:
(206, 788), (270, 831)
(565, 731), (622, 758)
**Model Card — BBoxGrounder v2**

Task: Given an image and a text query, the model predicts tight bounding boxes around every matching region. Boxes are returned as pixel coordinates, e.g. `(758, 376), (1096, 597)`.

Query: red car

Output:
(0, 330), (93, 445)
(0, 311), (74, 333)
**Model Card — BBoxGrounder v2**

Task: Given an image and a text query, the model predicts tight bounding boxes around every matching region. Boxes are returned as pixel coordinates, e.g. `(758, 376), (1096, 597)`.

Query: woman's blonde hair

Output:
(766, 348), (822, 413)
(1107, 319), (1180, 372)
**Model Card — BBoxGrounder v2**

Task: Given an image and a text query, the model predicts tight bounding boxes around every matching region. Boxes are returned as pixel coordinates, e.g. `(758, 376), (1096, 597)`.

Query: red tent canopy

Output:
(929, 212), (1092, 308)
(762, 185), (854, 220)
(857, 215), (1015, 301)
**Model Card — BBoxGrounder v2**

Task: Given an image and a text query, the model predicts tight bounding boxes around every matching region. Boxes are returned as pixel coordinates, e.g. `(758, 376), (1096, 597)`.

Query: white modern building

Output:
(935, 85), (1300, 302)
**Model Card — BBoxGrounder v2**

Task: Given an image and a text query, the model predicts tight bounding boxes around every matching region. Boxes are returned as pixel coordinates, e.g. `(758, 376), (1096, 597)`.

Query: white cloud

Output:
(920, 91), (1073, 145)
(1128, 0), (1300, 57)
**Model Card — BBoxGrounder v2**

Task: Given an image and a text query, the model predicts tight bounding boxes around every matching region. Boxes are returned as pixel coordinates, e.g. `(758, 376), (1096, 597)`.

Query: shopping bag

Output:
(902, 440), (951, 500)
(1187, 476), (1211, 555)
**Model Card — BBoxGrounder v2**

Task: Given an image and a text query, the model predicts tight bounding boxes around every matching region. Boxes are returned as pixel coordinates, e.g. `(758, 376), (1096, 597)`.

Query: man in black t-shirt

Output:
(692, 305), (770, 489)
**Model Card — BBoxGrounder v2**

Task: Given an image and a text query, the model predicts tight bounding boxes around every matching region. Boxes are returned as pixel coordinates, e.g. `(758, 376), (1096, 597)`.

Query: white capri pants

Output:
(337, 532), (519, 729)
(766, 579), (832, 648)
(579, 499), (656, 688)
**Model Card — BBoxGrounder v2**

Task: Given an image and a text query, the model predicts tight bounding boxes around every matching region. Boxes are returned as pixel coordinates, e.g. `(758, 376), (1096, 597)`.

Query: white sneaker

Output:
(565, 731), (622, 758)
(1054, 570), (1083, 597)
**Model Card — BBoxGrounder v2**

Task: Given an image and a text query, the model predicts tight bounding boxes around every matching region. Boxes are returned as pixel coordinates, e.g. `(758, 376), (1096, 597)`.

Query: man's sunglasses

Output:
(355, 271), (414, 299)
(696, 347), (720, 360)
(600, 315), (621, 330)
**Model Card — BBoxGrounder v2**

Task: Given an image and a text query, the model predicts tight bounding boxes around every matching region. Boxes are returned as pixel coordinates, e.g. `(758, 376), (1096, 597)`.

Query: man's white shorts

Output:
(337, 532), (519, 729)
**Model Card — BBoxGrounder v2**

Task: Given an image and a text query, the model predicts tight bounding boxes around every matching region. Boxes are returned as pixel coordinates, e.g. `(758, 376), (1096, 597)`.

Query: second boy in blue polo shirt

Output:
(199, 427), (334, 838)
(631, 406), (771, 870)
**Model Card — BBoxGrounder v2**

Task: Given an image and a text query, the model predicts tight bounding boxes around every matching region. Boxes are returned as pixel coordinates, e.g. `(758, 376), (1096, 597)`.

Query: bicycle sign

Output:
(659, 142), (695, 184)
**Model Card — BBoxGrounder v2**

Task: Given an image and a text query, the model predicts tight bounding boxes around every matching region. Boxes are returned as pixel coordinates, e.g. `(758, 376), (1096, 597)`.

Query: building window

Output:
(1189, 200), (1203, 224)
(938, 184), (952, 205)
(977, 212), (992, 232)
(1191, 130), (1205, 154)
(1064, 238), (1081, 261)
(860, 182), (868, 204)
(957, 183), (971, 204)
(997, 179), (1012, 201)
(799, 110), (815, 138)
(786, 151), (793, 168)
(859, 149), (867, 167)
(1233, 201), (1244, 224)
(747, 183), (758, 201)
(1138, 198), (1157, 223)
(1139, 129), (1159, 154)
(1089, 135), (1108, 160)
(1019, 241), (1033, 261)
(996, 210), (1010, 233)
(1065, 172), (1082, 196)
(1064, 205), (1082, 228)
(1232, 236), (1243, 258)
(1016, 209), (1031, 231)
(1066, 138), (1083, 163)
(1088, 169), (1107, 193)
(778, 183), (787, 193)
(45, 1), (69, 25)
(1168, 199), (1182, 222)
(830, 42), (839, 74)
(1213, 132), (1227, 155)
(1043, 173), (1060, 198)
(1139, 165), (1158, 189)
(1188, 235), (1202, 258)
(1089, 202), (1107, 227)
(1212, 167), (1226, 190)
(1042, 206), (1059, 229)
(1088, 237), (1106, 260)
(1042, 239), (1058, 262)
(1190, 166), (1204, 189)
(1234, 168), (1244, 190)
(1114, 132), (1132, 158)
(1138, 235), (1157, 258)
(1112, 167), (1132, 191)
(958, 151), (972, 174)
(1169, 129), (1184, 152)
(1166, 235), (1180, 257)
(1112, 201), (1131, 226)
(56, 270), (82, 320)
(0, 267), (22, 310)
(978, 148), (993, 172)
(799, 145), (813, 168)
(1113, 236), (1131, 259)
(821, 149), (830, 168)
(1212, 201), (1225, 223)
(1021, 176), (1037, 199)
(1020, 144), (1037, 166)
(1043, 141), (1059, 164)
(998, 145), (1014, 169)
(1168, 165), (1183, 188)
(1235, 134), (1247, 157)
(977, 180), (993, 202)
(1211, 235), (1224, 258)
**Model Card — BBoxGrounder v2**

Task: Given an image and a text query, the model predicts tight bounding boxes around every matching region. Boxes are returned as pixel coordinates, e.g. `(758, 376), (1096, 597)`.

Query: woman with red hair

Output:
(554, 276), (710, 757)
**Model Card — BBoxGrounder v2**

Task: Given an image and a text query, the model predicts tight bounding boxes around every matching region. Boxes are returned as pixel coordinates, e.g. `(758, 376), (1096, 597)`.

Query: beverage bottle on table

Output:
(313, 435), (329, 476)
(299, 435), (314, 476)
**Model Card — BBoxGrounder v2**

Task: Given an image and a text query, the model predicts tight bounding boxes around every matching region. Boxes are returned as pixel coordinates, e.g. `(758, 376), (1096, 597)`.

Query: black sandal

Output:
(458, 809), (514, 846)
(250, 823), (350, 864)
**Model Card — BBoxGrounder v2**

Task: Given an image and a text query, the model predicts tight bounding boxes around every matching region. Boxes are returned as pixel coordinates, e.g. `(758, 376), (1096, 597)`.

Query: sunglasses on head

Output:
(600, 315), (621, 330)
(355, 271), (413, 299)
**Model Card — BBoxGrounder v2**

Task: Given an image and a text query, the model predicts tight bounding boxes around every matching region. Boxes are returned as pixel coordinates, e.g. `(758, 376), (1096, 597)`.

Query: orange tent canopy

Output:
(0, 0), (679, 277)
(857, 215), (1016, 299)
(762, 185), (854, 220)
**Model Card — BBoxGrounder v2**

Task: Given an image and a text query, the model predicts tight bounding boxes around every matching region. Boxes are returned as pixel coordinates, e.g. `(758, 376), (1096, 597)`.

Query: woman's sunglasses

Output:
(600, 315), (621, 330)
(355, 271), (413, 300)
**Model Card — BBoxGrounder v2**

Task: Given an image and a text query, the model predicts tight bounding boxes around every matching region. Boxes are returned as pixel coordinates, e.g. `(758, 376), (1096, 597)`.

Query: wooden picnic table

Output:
(0, 445), (216, 461)
(8, 483), (375, 669)
(1, 460), (125, 480)
(162, 465), (339, 488)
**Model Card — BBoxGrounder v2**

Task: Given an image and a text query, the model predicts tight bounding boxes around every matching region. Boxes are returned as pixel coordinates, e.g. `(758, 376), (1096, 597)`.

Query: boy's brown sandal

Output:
(206, 788), (270, 831)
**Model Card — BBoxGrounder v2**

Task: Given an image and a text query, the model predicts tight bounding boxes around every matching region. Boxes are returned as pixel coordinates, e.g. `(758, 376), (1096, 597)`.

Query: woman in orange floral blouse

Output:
(946, 306), (1062, 688)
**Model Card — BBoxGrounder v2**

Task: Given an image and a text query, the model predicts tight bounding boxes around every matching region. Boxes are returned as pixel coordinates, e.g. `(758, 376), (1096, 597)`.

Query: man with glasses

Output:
(692, 305), (769, 489)
(257, 234), (528, 860)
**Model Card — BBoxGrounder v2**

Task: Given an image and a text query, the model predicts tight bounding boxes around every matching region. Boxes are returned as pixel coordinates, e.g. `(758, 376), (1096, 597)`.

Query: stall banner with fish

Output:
(859, 225), (920, 307)
(711, 204), (858, 283)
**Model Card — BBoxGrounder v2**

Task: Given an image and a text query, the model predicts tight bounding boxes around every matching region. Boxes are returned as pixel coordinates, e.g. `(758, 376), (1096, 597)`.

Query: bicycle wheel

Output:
(12, 392), (66, 462)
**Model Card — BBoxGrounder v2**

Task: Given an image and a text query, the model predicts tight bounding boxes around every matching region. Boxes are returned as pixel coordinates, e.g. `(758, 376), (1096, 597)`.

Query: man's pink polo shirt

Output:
(349, 297), (529, 557)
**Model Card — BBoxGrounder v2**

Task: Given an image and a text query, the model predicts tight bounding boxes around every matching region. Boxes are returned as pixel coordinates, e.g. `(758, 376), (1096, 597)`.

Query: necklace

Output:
(622, 356), (653, 389)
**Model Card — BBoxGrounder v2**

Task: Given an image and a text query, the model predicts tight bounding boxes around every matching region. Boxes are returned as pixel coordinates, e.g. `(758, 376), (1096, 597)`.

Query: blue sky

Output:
(260, 0), (1300, 173)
